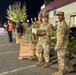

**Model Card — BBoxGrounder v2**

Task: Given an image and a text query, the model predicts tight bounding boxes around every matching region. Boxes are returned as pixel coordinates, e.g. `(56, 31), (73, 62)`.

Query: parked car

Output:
(69, 27), (76, 42)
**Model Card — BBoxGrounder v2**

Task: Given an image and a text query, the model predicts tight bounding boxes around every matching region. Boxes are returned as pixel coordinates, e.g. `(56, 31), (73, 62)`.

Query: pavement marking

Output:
(0, 43), (14, 47)
(0, 65), (36, 75)
(0, 51), (19, 55)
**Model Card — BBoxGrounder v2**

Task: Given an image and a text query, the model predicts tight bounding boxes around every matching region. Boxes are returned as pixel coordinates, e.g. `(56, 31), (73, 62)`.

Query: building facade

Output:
(40, 0), (76, 27)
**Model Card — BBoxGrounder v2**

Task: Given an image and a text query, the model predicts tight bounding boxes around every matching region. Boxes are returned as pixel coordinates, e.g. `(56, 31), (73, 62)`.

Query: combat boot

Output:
(36, 62), (45, 66)
(66, 65), (74, 73)
(52, 70), (63, 75)
(42, 62), (49, 68)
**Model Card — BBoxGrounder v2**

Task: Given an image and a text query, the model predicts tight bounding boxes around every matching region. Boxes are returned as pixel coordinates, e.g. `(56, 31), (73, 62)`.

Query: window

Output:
(53, 10), (56, 16)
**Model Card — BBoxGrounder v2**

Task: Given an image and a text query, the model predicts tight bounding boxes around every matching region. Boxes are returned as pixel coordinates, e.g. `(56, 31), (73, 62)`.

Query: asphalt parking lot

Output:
(0, 28), (76, 75)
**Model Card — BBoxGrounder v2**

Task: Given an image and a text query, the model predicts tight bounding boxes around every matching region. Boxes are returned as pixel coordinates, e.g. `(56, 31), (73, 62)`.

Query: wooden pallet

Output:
(16, 37), (26, 44)
(18, 40), (35, 60)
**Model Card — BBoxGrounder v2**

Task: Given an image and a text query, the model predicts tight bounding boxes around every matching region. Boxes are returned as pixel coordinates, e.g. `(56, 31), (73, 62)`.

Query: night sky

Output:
(0, 0), (44, 25)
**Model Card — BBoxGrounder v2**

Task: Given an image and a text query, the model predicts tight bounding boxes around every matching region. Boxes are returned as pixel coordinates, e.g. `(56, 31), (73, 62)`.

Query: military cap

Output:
(38, 14), (43, 18)
(56, 11), (64, 16)
(43, 14), (49, 19)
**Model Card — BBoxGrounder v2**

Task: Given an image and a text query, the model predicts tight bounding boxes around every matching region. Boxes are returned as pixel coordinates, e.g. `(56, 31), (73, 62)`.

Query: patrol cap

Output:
(56, 11), (64, 16)
(38, 14), (43, 18)
(43, 14), (49, 19)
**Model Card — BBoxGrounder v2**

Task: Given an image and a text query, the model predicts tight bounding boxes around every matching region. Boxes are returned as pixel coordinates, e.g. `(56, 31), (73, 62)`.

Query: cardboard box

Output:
(32, 28), (45, 35)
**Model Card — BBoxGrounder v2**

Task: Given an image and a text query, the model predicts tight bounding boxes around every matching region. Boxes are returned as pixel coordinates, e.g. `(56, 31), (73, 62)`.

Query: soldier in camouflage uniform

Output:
(52, 11), (73, 75)
(36, 14), (53, 68)
(30, 14), (43, 60)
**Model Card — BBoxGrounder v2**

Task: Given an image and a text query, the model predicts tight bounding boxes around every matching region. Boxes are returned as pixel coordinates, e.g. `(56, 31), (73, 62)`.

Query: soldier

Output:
(30, 14), (43, 60)
(36, 14), (54, 68)
(52, 11), (73, 75)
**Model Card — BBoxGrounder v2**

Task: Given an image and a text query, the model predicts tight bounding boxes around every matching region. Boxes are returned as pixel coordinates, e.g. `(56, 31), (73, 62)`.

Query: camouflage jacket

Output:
(30, 20), (43, 43)
(56, 20), (69, 49)
(30, 21), (42, 29)
(38, 22), (54, 42)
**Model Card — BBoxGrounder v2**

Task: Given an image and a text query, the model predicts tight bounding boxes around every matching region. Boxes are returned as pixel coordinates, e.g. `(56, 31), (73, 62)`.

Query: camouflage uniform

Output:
(36, 22), (53, 63)
(30, 14), (43, 44)
(52, 11), (73, 75)
(30, 19), (43, 59)
(30, 21), (42, 43)
(56, 20), (69, 70)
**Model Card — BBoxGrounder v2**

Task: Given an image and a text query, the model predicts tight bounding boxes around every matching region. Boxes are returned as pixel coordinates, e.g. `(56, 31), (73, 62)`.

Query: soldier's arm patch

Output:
(46, 24), (54, 36)
(59, 26), (65, 37)
(56, 26), (66, 48)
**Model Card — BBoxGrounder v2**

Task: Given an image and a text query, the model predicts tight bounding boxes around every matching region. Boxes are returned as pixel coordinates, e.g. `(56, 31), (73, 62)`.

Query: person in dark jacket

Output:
(17, 22), (23, 37)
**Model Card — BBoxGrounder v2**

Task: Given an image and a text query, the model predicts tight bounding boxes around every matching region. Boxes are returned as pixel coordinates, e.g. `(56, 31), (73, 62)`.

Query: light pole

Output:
(34, 17), (36, 21)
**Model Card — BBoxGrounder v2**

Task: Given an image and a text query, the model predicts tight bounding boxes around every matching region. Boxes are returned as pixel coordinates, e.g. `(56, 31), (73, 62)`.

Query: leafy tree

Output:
(6, 2), (27, 23)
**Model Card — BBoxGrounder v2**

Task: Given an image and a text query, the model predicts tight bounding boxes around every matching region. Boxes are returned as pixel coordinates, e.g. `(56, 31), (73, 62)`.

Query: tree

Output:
(6, 2), (27, 23)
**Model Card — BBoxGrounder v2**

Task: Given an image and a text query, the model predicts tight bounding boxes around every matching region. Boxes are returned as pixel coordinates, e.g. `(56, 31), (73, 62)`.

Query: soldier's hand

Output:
(32, 35), (34, 41)
(54, 46), (60, 51)
(41, 31), (46, 35)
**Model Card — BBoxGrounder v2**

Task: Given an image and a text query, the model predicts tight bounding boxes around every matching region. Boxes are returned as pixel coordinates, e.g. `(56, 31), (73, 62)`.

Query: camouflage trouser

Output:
(32, 43), (37, 56)
(36, 41), (50, 63)
(57, 49), (71, 71)
(32, 34), (39, 56)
